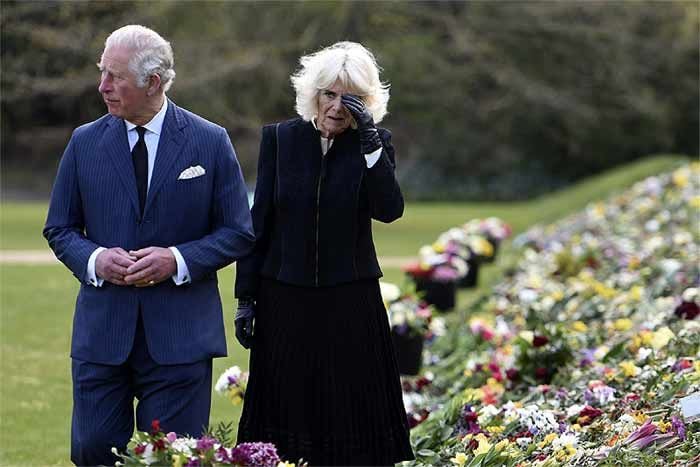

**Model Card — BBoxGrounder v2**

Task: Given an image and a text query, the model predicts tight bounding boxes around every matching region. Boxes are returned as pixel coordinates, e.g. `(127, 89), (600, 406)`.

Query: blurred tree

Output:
(1, 1), (697, 199)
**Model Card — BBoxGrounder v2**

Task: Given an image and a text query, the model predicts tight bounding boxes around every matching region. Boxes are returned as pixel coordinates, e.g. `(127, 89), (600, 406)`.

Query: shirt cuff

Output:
(169, 246), (191, 285)
(364, 147), (382, 168)
(87, 247), (106, 287)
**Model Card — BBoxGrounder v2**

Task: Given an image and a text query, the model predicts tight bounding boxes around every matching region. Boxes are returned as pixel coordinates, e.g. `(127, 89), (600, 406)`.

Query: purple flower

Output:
(185, 459), (201, 467)
(228, 375), (240, 385)
(579, 348), (596, 368)
(624, 419), (658, 449)
(230, 442), (280, 467)
(671, 415), (686, 441)
(196, 436), (217, 451)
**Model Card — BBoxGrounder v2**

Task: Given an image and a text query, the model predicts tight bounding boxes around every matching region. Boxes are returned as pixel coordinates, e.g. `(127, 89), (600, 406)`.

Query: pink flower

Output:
(166, 432), (178, 443)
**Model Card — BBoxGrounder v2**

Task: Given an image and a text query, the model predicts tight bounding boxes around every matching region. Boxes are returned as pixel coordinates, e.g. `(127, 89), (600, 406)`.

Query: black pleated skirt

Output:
(237, 278), (415, 466)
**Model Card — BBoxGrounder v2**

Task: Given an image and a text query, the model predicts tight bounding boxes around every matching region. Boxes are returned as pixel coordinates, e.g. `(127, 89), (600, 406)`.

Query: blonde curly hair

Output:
(291, 41), (390, 123)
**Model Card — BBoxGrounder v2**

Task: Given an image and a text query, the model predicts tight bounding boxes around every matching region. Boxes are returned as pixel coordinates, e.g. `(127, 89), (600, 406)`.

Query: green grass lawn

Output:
(0, 155), (689, 465)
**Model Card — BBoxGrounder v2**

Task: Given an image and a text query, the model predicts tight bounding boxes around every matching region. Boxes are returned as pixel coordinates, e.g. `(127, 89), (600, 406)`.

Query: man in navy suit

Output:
(43, 25), (254, 465)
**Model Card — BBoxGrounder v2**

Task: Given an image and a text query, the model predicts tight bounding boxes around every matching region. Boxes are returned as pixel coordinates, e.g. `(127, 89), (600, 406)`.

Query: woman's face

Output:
(316, 81), (352, 138)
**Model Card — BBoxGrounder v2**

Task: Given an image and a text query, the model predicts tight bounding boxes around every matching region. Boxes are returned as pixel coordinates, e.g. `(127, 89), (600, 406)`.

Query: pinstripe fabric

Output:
(44, 99), (255, 365)
(71, 313), (212, 466)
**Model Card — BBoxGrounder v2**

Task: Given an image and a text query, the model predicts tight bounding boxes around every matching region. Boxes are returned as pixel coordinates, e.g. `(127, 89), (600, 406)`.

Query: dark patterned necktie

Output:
(132, 126), (148, 216)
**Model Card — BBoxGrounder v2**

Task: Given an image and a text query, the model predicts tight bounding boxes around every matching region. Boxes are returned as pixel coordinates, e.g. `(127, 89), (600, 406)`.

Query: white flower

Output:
(636, 347), (653, 361)
(215, 366), (243, 394)
(379, 282), (401, 302)
(552, 433), (579, 450)
(566, 404), (585, 418)
(170, 437), (197, 455)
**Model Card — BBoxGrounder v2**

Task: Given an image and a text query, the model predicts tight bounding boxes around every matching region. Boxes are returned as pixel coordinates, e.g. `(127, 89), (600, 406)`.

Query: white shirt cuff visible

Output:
(87, 247), (106, 287)
(169, 246), (191, 285)
(364, 147), (382, 168)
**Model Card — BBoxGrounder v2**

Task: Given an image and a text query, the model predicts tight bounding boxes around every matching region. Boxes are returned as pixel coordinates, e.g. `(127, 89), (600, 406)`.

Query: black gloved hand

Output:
(235, 298), (255, 349)
(341, 94), (383, 155)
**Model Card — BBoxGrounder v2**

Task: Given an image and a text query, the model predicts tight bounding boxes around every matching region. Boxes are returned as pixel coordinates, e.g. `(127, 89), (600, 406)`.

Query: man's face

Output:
(316, 80), (352, 138)
(98, 46), (149, 122)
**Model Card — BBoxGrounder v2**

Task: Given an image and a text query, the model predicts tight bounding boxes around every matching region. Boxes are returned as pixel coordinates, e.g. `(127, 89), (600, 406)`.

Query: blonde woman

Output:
(234, 42), (413, 465)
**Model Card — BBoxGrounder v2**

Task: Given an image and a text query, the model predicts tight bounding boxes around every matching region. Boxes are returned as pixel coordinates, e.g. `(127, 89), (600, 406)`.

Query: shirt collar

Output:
(125, 98), (168, 136)
(311, 117), (331, 141)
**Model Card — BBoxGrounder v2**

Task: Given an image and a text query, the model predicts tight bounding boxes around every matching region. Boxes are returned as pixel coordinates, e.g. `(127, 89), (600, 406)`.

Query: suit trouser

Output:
(70, 312), (212, 466)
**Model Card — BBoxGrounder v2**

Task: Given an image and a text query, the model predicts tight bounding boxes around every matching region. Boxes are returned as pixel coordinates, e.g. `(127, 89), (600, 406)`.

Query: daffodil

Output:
(450, 452), (468, 466)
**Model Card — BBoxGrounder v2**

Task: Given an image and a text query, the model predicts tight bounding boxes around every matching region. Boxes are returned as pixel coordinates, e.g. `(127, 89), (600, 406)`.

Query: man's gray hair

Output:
(291, 41), (390, 123)
(105, 25), (176, 92)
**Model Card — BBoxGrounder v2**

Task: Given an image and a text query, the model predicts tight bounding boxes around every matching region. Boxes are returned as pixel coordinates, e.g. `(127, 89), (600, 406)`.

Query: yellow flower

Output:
(672, 168), (689, 187)
(277, 463), (296, 467)
(614, 319), (633, 332)
(651, 327), (674, 350)
(628, 256), (640, 269)
(633, 412), (647, 424)
(486, 425), (505, 434)
(473, 434), (492, 456)
(538, 433), (557, 448)
(450, 452), (468, 466)
(629, 286), (643, 301)
(463, 388), (483, 403)
(690, 196), (700, 209)
(639, 330), (654, 346)
(571, 423), (582, 432)
(658, 420), (671, 433)
(172, 455), (185, 467)
(572, 321), (588, 332)
(591, 280), (616, 299)
(494, 439), (511, 452)
(432, 241), (446, 253)
(620, 360), (641, 377)
(463, 369), (474, 378)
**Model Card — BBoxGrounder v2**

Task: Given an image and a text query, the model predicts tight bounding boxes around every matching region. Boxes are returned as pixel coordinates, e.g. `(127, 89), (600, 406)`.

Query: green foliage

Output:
(1, 2), (698, 199)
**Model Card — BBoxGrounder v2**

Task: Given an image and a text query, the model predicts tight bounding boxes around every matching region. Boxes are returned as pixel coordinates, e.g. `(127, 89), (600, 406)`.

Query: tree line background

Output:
(1, 1), (698, 200)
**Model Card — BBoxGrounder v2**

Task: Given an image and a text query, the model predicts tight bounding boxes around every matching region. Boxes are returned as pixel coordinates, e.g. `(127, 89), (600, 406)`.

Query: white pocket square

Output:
(178, 165), (206, 180)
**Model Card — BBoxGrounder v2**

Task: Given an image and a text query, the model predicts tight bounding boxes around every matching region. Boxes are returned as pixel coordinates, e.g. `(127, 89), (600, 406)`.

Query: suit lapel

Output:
(145, 99), (187, 215)
(102, 116), (140, 217)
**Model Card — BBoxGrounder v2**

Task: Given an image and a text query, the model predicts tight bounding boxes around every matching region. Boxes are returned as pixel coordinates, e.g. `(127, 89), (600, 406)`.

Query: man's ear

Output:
(146, 74), (162, 96)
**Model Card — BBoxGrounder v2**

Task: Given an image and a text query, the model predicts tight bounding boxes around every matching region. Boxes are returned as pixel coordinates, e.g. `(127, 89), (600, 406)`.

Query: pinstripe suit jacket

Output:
(44, 100), (255, 365)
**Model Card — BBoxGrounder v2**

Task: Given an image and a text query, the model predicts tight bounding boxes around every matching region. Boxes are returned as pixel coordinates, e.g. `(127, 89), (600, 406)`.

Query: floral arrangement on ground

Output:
(400, 163), (700, 466)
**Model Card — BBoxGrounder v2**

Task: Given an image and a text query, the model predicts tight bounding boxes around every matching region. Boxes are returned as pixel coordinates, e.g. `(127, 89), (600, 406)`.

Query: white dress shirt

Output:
(86, 98), (191, 287)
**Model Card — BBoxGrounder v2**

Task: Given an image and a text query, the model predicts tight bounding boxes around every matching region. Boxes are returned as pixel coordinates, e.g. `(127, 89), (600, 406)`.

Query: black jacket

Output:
(235, 118), (403, 299)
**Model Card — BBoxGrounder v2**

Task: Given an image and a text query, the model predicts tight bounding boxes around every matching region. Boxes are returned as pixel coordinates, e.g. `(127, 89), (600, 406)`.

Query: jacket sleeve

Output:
(235, 124), (277, 299)
(364, 128), (404, 223)
(43, 134), (102, 283)
(175, 127), (255, 282)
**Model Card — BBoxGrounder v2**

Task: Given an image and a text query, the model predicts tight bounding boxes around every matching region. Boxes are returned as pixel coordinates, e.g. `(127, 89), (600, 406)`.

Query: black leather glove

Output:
(341, 94), (383, 155)
(235, 298), (255, 349)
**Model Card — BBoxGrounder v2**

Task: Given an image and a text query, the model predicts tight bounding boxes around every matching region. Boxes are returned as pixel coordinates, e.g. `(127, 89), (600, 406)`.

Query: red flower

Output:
(506, 368), (520, 380)
(134, 444), (146, 455)
(463, 410), (479, 423)
(675, 301), (699, 320)
(480, 328), (495, 341)
(153, 439), (166, 451)
(533, 335), (549, 347)
(535, 367), (550, 380)
(577, 405), (603, 426)
(403, 263), (432, 279)
(151, 419), (161, 435)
